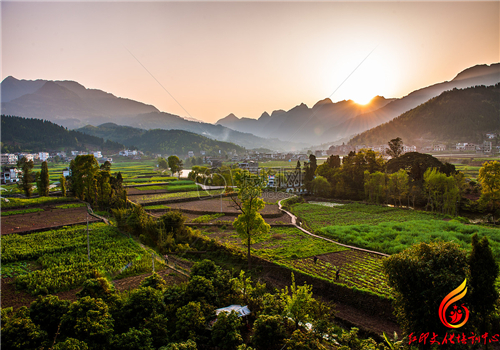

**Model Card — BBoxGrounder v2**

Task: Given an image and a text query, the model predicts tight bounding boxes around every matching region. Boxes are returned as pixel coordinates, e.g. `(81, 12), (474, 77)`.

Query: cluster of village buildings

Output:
(2, 133), (497, 184)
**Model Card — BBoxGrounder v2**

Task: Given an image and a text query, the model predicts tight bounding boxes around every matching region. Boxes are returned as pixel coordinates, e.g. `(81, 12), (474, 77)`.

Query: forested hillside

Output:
(1, 115), (124, 153)
(78, 123), (246, 155)
(349, 84), (500, 146)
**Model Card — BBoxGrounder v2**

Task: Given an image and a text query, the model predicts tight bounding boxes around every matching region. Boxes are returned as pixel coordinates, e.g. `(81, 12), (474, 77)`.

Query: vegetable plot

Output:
(284, 250), (392, 299)
(1, 223), (163, 294)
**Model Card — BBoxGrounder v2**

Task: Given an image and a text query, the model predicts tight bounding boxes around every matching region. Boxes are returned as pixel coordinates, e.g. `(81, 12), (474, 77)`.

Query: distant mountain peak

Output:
(215, 113), (239, 125)
(313, 98), (333, 108)
(452, 63), (500, 81)
(258, 111), (270, 120)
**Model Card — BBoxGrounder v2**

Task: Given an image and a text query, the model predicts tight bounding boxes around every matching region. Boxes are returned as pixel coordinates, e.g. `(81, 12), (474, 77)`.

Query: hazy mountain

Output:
(1, 115), (124, 153)
(0, 77), (305, 150)
(1, 77), (159, 129)
(325, 63), (500, 141)
(216, 96), (394, 144)
(216, 63), (500, 145)
(349, 84), (500, 146)
(77, 123), (246, 155)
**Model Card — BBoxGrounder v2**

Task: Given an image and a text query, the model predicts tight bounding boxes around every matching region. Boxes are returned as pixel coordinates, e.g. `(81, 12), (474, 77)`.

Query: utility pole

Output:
(87, 210), (90, 262)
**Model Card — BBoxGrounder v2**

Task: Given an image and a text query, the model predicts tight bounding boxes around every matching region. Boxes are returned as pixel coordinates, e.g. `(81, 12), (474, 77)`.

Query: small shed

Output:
(215, 305), (251, 318)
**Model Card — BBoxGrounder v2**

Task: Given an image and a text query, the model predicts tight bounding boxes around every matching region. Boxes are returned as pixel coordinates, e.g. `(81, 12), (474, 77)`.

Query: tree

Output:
(308, 154), (317, 174)
(59, 296), (114, 350)
(29, 295), (70, 340)
(386, 137), (404, 158)
(211, 311), (242, 350)
(140, 272), (168, 291)
(280, 273), (314, 330)
(110, 328), (153, 350)
(387, 169), (409, 207)
(37, 161), (50, 196)
(364, 171), (386, 204)
(53, 338), (89, 350)
(383, 242), (470, 338)
(159, 340), (197, 350)
(174, 302), (206, 342)
(60, 174), (67, 197)
(70, 155), (99, 202)
(168, 156), (183, 178)
(468, 234), (499, 342)
(310, 176), (331, 197)
(285, 329), (326, 350)
(252, 314), (287, 350)
(17, 156), (35, 198)
(1, 307), (49, 350)
(296, 160), (301, 169)
(158, 157), (169, 171)
(478, 161), (500, 220)
(423, 168), (460, 215)
(232, 173), (271, 270)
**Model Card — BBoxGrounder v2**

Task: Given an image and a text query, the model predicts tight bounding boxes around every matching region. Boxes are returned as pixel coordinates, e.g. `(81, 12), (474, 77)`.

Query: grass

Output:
(1, 208), (45, 216)
(1, 196), (75, 209)
(143, 204), (172, 210)
(321, 220), (500, 258)
(291, 202), (444, 232)
(134, 189), (224, 204)
(54, 203), (87, 209)
(192, 213), (225, 223)
(292, 200), (500, 264)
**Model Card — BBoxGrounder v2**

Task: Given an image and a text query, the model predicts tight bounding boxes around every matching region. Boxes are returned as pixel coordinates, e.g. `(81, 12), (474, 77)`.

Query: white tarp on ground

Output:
(215, 305), (251, 317)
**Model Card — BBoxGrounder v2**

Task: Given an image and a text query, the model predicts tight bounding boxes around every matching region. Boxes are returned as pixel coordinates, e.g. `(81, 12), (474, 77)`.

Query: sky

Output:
(1, 1), (499, 123)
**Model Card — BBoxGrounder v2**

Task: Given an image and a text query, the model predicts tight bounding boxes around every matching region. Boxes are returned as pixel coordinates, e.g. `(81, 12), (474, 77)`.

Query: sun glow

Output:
(352, 94), (375, 105)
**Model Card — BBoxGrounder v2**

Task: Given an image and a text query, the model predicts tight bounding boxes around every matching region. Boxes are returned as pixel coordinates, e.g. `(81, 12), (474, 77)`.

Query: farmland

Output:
(1, 223), (164, 294)
(290, 200), (500, 263)
(200, 226), (391, 298)
(1, 204), (101, 234)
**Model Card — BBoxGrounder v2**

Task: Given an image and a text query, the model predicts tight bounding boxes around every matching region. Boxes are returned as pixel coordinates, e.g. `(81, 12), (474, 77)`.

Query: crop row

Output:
(2, 223), (162, 294)
(285, 251), (392, 298)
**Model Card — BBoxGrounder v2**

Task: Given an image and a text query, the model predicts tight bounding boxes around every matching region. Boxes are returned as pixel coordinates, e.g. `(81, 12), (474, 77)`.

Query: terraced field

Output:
(285, 250), (391, 298)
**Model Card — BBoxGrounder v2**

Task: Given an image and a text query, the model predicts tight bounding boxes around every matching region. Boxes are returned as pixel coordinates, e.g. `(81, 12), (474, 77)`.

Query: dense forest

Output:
(1, 116), (124, 153)
(349, 84), (500, 146)
(78, 123), (246, 156)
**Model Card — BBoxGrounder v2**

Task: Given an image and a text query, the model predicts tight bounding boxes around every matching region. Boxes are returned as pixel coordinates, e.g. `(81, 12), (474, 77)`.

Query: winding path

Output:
(277, 197), (389, 257)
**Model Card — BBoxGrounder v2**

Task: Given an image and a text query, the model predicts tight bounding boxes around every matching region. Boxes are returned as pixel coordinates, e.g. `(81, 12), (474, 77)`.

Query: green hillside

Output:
(78, 123), (246, 155)
(1, 115), (124, 153)
(349, 84), (500, 146)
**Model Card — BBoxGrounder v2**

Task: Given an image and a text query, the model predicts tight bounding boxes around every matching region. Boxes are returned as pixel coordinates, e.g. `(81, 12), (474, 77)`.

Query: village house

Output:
(1, 167), (21, 184)
(1, 154), (18, 165)
(432, 144), (446, 152)
(456, 143), (476, 151)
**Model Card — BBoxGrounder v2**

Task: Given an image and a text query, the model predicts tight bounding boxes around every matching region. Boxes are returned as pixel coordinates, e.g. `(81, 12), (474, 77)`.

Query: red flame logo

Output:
(439, 278), (469, 328)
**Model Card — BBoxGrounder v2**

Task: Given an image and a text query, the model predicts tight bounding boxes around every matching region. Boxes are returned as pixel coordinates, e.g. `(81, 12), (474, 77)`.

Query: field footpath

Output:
(278, 197), (389, 257)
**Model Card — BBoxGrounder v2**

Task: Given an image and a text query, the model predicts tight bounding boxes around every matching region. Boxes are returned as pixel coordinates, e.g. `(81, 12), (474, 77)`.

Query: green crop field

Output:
(135, 189), (225, 204)
(1, 223), (164, 294)
(1, 196), (76, 209)
(202, 226), (347, 261)
(291, 202), (444, 231)
(291, 201), (500, 263)
(201, 226), (391, 298)
(285, 251), (391, 299)
(1, 208), (45, 216)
